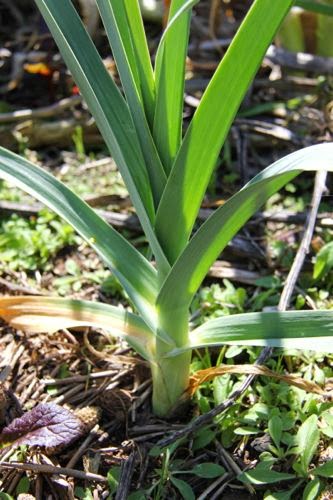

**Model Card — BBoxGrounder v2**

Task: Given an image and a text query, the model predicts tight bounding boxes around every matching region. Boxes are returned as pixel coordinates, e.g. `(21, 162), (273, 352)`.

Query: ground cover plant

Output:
(0, 0), (333, 421)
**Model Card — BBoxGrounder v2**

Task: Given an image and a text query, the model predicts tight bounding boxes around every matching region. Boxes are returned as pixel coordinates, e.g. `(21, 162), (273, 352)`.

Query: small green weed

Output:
(0, 209), (78, 272)
(190, 346), (333, 498)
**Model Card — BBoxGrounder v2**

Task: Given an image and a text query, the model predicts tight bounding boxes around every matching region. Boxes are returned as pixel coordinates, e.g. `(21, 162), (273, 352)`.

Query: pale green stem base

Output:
(151, 350), (191, 417)
(151, 306), (191, 417)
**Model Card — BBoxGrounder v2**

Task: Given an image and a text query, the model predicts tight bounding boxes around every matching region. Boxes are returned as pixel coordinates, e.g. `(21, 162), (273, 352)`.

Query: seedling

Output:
(0, 0), (333, 417)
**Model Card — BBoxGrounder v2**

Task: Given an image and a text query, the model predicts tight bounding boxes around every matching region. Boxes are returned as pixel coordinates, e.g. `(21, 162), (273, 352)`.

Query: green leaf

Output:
(264, 480), (304, 500)
(192, 428), (216, 450)
(313, 460), (333, 478)
(234, 427), (260, 435)
(296, 415), (320, 474)
(0, 148), (158, 329)
(96, 0), (167, 206)
(313, 241), (333, 279)
(295, 1), (333, 16)
(269, 415), (283, 448)
(74, 487), (94, 500)
(107, 466), (121, 495)
(157, 144), (333, 314)
(155, 0), (294, 263)
(34, 0), (170, 274)
(16, 476), (30, 495)
(0, 494), (14, 500)
(128, 491), (147, 500)
(153, 0), (194, 172)
(239, 461), (296, 485)
(170, 477), (195, 500)
(115, 0), (156, 124)
(191, 462), (226, 478)
(302, 477), (322, 500)
(321, 410), (333, 438)
(164, 310), (333, 357)
(0, 296), (160, 360)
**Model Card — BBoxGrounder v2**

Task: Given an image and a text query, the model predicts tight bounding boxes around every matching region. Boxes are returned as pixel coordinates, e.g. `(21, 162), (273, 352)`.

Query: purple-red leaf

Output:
(0, 403), (85, 450)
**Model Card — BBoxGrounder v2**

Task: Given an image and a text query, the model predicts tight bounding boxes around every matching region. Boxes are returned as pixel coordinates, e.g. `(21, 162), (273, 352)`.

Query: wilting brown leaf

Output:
(188, 364), (331, 398)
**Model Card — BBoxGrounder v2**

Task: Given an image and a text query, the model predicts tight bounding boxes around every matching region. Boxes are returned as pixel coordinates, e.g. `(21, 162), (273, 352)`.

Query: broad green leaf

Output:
(191, 462), (226, 478)
(313, 241), (333, 279)
(192, 428), (216, 450)
(302, 477), (322, 500)
(269, 415), (283, 448)
(295, 415), (319, 474)
(0, 296), (157, 360)
(155, 0), (294, 263)
(34, 0), (170, 274)
(313, 460), (333, 478)
(239, 461), (295, 485)
(164, 310), (333, 357)
(153, 0), (194, 172)
(157, 144), (333, 314)
(96, 0), (167, 205)
(0, 148), (158, 329)
(170, 476), (195, 500)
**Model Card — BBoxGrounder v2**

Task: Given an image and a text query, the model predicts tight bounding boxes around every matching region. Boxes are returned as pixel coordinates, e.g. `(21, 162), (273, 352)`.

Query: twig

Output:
(189, 38), (333, 74)
(0, 276), (43, 296)
(197, 473), (230, 500)
(254, 209), (333, 227)
(115, 452), (137, 500)
(265, 45), (333, 74)
(66, 424), (100, 469)
(157, 170), (327, 448)
(0, 96), (82, 124)
(279, 170), (328, 310)
(42, 369), (120, 385)
(214, 440), (255, 495)
(0, 461), (107, 482)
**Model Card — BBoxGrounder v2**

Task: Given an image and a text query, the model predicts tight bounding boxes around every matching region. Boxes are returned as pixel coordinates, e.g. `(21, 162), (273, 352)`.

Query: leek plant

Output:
(1, 0), (333, 417)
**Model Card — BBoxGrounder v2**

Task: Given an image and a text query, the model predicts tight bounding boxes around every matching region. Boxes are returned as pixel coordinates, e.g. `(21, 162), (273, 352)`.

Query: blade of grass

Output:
(164, 310), (333, 357)
(0, 296), (156, 360)
(153, 0), (195, 172)
(155, 0), (294, 263)
(96, 0), (167, 205)
(34, 0), (170, 274)
(0, 148), (158, 330)
(157, 144), (333, 314)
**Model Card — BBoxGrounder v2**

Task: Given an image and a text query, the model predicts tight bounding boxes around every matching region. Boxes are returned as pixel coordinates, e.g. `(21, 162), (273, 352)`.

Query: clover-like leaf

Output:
(0, 403), (85, 450)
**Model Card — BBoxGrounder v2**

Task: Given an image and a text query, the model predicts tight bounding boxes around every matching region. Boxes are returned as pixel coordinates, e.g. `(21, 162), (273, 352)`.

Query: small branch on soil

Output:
(0, 96), (82, 123)
(66, 424), (100, 469)
(279, 170), (328, 310)
(189, 38), (333, 74)
(115, 451), (137, 500)
(42, 368), (126, 385)
(158, 170), (328, 448)
(0, 462), (107, 482)
(265, 45), (333, 74)
(0, 276), (43, 295)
